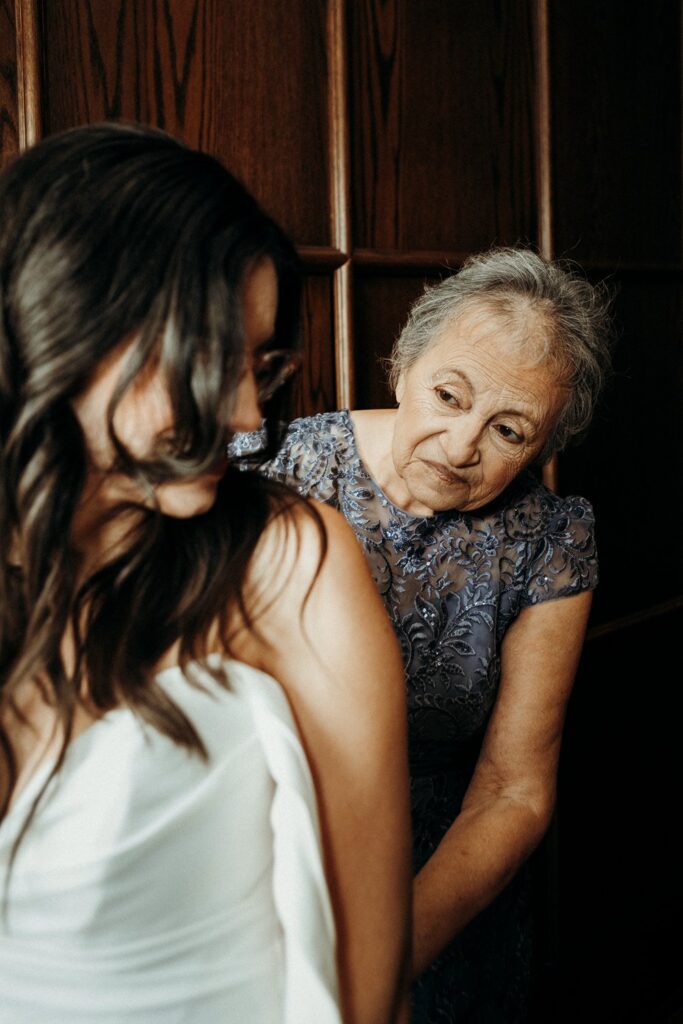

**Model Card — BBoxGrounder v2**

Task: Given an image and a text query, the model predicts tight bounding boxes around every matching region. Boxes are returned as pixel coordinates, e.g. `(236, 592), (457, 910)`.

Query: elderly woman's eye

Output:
(496, 423), (523, 444)
(435, 387), (459, 407)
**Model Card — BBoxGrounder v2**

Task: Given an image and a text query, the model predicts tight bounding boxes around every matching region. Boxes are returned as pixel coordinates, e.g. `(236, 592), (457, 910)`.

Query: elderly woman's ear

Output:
(395, 372), (406, 404)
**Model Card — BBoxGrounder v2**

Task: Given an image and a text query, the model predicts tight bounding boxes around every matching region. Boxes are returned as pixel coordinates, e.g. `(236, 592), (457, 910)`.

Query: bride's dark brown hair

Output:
(0, 122), (322, 834)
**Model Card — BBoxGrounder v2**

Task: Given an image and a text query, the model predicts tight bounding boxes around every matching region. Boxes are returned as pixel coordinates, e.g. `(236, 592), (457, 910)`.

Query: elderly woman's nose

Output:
(443, 419), (482, 467)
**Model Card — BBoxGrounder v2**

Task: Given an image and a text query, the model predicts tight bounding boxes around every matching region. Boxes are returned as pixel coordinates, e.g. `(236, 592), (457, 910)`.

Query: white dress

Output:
(0, 658), (341, 1023)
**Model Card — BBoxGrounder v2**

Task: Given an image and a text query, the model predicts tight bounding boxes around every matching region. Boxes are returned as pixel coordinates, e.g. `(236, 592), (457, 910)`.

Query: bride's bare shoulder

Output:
(248, 494), (363, 601)
(227, 493), (374, 670)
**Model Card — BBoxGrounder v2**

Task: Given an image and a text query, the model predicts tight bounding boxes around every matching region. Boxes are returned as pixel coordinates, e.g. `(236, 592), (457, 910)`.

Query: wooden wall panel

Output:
(40, 0), (332, 244)
(559, 276), (683, 623)
(349, 0), (538, 252)
(352, 274), (429, 409)
(548, 6), (682, 1019)
(553, 608), (683, 1022)
(291, 274), (337, 418)
(550, 0), (682, 265)
(0, 0), (19, 165)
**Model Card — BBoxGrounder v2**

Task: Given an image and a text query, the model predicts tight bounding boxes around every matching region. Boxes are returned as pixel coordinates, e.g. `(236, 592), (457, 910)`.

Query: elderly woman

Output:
(233, 247), (612, 1021)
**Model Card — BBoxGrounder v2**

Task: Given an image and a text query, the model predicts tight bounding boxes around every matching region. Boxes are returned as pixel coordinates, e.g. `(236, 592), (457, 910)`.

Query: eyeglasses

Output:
(252, 348), (302, 402)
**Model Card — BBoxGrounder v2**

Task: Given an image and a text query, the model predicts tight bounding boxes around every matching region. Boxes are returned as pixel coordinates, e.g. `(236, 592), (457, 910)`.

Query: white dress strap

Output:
(226, 661), (341, 1024)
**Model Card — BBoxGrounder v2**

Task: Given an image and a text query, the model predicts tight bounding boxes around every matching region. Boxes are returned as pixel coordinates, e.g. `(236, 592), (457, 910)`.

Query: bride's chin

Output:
(155, 477), (220, 519)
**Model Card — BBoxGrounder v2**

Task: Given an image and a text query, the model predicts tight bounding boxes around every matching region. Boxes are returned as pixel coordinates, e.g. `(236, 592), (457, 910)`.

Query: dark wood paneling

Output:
(0, 0), (19, 165)
(291, 273), (337, 418)
(349, 0), (538, 251)
(352, 273), (431, 409)
(550, 607), (683, 1022)
(550, 0), (683, 265)
(40, 0), (331, 244)
(544, 6), (682, 1020)
(559, 275), (683, 624)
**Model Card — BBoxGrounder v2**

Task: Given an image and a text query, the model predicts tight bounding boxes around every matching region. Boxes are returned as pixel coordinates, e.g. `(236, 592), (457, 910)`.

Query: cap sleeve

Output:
(228, 419), (323, 496)
(268, 414), (352, 506)
(510, 491), (598, 609)
(230, 413), (350, 507)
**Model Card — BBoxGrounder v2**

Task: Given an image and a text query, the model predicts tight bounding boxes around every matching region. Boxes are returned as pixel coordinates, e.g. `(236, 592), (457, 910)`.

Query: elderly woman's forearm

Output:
(411, 794), (553, 980)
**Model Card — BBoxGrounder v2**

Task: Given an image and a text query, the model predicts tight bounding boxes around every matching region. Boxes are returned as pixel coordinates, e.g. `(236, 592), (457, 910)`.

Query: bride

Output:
(0, 122), (411, 1023)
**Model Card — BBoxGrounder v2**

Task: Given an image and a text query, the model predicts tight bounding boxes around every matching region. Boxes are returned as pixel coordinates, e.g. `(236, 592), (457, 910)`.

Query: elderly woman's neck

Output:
(350, 409), (436, 517)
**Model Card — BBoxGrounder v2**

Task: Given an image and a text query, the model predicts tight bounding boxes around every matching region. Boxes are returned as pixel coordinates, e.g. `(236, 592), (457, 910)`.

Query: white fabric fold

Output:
(0, 658), (341, 1024)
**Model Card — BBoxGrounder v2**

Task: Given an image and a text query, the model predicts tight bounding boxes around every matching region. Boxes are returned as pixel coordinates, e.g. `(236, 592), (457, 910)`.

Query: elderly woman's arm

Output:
(411, 589), (592, 978)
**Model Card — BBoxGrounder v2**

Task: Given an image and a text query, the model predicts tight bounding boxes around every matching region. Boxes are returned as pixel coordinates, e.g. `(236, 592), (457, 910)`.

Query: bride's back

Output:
(0, 659), (339, 1023)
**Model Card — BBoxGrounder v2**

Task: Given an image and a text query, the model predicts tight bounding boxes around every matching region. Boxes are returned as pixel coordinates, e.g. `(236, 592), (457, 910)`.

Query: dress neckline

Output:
(2, 655), (248, 827)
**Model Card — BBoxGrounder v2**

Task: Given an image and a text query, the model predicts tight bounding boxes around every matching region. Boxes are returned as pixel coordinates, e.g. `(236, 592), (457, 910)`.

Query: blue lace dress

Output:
(233, 410), (598, 1023)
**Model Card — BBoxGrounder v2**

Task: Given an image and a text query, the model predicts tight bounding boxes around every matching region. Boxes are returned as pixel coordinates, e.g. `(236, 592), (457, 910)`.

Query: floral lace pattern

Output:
(234, 410), (598, 1022)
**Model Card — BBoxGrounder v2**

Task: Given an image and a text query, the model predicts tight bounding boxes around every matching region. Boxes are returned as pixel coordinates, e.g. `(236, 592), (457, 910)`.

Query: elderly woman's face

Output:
(392, 309), (567, 515)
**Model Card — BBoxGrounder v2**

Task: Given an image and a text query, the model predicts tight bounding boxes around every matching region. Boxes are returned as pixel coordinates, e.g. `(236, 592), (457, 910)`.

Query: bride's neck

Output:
(70, 472), (146, 578)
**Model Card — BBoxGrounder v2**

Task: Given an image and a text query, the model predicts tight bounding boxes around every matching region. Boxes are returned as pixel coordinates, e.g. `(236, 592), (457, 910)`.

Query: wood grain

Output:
(41, 0), (331, 244)
(15, 0), (41, 147)
(291, 273), (337, 418)
(353, 247), (467, 273)
(327, 0), (354, 407)
(352, 273), (430, 409)
(0, 0), (19, 164)
(349, 0), (538, 251)
(533, 0), (552, 258)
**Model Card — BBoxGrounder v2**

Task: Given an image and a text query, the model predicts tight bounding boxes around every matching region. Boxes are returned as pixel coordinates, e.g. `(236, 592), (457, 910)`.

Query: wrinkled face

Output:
(72, 257), (277, 522)
(391, 308), (567, 515)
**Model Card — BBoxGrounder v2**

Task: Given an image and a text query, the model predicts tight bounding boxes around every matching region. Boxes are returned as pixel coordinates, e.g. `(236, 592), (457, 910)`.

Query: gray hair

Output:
(388, 247), (614, 461)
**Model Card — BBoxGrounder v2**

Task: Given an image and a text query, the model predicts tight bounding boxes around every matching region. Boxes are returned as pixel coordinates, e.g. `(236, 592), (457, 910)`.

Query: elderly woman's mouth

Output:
(422, 460), (467, 485)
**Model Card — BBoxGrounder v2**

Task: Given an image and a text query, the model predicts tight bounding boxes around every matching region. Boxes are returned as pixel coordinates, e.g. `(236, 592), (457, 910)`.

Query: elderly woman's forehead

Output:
(430, 300), (552, 352)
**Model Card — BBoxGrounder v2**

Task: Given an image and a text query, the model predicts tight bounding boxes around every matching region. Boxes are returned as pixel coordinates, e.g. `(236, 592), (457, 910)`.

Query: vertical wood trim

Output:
(534, 0), (559, 494)
(327, 0), (355, 409)
(15, 0), (42, 149)
(533, 0), (553, 260)
(533, 0), (561, 974)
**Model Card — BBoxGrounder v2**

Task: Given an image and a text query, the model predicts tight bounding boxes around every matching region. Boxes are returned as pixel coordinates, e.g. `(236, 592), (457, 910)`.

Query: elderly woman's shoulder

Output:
(282, 410), (353, 446)
(230, 411), (351, 459)
(262, 411), (355, 504)
(275, 410), (354, 466)
(499, 470), (596, 545)
(497, 472), (598, 601)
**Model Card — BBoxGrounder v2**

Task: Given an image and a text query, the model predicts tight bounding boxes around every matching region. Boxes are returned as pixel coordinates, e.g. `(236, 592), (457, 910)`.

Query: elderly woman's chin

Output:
(400, 460), (515, 515)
